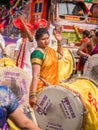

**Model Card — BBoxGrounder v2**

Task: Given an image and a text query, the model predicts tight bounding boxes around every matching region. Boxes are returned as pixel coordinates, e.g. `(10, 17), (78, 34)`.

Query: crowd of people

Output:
(0, 4), (98, 129)
(0, 10), (64, 129)
(77, 28), (98, 75)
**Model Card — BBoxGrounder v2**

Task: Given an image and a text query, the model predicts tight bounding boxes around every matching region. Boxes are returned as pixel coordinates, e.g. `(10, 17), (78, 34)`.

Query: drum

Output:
(59, 48), (76, 81)
(4, 44), (16, 60)
(33, 85), (84, 130)
(62, 77), (98, 130)
(0, 57), (16, 67)
(33, 77), (98, 130)
(0, 66), (31, 106)
(83, 54), (98, 84)
(0, 66), (37, 129)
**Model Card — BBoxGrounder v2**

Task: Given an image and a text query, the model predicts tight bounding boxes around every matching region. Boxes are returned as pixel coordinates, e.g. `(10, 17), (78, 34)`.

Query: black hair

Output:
(35, 28), (49, 41)
(95, 30), (98, 37)
(90, 29), (95, 32)
(82, 30), (90, 37)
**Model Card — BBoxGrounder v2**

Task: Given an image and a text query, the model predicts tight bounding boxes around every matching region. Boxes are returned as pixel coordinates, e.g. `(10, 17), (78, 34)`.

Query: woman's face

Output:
(90, 31), (95, 37)
(37, 33), (50, 48)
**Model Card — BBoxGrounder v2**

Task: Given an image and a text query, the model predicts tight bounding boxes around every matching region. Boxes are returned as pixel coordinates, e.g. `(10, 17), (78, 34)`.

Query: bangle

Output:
(30, 92), (37, 96)
(30, 94), (37, 98)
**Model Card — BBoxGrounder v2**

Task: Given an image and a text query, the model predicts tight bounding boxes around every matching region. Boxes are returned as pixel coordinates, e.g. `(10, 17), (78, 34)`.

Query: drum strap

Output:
(40, 77), (51, 87)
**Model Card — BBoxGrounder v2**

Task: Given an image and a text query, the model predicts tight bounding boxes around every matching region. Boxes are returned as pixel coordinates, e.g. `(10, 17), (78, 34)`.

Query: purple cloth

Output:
(91, 44), (98, 55)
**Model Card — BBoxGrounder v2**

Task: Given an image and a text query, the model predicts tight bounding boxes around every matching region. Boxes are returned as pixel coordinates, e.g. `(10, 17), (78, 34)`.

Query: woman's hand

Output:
(30, 96), (38, 106)
(54, 31), (62, 42)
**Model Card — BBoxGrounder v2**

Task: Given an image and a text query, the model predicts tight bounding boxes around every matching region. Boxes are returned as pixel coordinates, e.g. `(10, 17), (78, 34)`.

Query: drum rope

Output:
(40, 77), (51, 87)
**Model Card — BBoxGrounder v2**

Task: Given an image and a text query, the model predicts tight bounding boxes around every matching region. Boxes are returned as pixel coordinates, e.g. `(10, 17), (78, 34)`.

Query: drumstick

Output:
(40, 77), (50, 86)
(34, 102), (47, 115)
(27, 106), (38, 126)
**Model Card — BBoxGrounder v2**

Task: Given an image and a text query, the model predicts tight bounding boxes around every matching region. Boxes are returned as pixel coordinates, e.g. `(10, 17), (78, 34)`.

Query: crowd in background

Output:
(0, 3), (98, 129)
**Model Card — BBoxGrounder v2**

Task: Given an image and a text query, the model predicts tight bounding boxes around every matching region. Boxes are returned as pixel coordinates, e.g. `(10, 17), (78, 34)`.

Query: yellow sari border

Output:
(31, 58), (43, 65)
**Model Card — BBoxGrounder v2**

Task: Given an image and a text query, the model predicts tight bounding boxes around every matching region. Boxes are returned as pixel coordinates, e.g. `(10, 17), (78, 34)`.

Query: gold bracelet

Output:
(30, 92), (37, 96)
(30, 94), (37, 98)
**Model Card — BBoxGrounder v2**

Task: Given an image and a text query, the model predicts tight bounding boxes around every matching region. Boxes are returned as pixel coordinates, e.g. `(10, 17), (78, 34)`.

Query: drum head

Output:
(61, 77), (98, 130)
(0, 66), (31, 107)
(83, 54), (98, 83)
(4, 44), (16, 60)
(33, 85), (84, 130)
(59, 48), (76, 81)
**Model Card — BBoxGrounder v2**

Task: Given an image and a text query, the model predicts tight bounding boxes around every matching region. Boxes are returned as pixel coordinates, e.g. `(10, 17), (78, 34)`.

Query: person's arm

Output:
(77, 40), (90, 57)
(30, 64), (41, 104)
(17, 14), (33, 42)
(14, 50), (19, 60)
(54, 29), (63, 56)
(57, 40), (63, 57)
(9, 107), (41, 130)
(32, 64), (41, 92)
(30, 49), (44, 105)
(0, 43), (6, 55)
(14, 39), (21, 60)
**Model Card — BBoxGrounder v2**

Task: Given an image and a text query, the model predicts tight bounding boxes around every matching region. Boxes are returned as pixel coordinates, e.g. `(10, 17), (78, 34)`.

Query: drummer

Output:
(13, 13), (35, 77)
(14, 13), (63, 106)
(30, 27), (63, 105)
(14, 15), (48, 77)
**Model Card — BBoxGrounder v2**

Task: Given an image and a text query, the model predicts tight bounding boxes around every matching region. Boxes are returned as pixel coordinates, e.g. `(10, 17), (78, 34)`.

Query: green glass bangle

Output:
(30, 92), (36, 95)
(30, 94), (37, 98)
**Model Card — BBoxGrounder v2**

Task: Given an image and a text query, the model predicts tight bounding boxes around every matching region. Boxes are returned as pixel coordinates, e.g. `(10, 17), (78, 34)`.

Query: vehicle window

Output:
(58, 2), (85, 18)
(34, 2), (43, 13)
(34, 3), (38, 12)
(39, 2), (42, 12)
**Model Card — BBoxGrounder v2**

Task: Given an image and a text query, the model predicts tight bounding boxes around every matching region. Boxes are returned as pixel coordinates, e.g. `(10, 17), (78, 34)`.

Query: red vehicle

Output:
(1, 0), (98, 44)
(29, 0), (98, 43)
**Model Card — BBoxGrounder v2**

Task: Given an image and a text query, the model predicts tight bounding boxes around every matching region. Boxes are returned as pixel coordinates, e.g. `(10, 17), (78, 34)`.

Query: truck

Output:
(1, 0), (98, 44)
(29, 0), (98, 44)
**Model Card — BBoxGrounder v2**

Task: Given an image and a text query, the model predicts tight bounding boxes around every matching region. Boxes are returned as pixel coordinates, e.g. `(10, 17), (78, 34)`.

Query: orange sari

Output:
(30, 47), (59, 93)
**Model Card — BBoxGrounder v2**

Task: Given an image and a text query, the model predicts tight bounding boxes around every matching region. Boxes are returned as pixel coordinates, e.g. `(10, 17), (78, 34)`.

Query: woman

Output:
(77, 29), (98, 74)
(30, 27), (63, 105)
(76, 30), (90, 74)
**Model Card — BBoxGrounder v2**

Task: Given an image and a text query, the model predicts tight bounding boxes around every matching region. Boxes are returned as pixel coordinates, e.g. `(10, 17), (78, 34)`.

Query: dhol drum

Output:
(83, 54), (98, 84)
(0, 66), (38, 129)
(0, 66), (31, 106)
(0, 57), (16, 67)
(33, 77), (98, 130)
(4, 44), (16, 60)
(59, 48), (76, 81)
